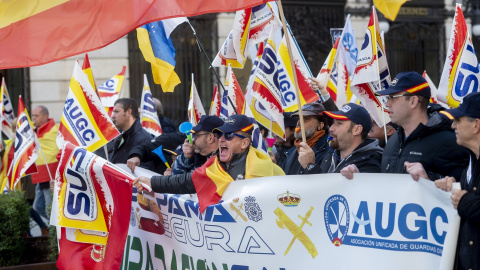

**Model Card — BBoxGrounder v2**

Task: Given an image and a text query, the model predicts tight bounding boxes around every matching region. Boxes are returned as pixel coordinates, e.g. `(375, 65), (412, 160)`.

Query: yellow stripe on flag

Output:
(0, 0), (69, 28)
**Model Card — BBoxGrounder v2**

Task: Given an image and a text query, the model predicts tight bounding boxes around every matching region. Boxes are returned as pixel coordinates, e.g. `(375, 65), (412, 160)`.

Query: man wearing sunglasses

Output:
(171, 115), (224, 175)
(133, 114), (284, 211)
(347, 71), (468, 181)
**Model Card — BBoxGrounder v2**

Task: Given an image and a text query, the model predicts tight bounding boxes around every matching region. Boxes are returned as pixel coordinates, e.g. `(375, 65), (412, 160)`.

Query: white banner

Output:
(118, 167), (460, 270)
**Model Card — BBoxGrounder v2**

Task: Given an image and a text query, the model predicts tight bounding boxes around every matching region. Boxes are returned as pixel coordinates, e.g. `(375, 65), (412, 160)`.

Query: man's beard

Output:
(294, 126), (318, 140)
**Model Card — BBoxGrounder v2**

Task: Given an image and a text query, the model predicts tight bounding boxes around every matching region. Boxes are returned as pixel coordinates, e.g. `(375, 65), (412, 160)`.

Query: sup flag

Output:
(188, 74), (206, 125)
(220, 64), (246, 119)
(209, 84), (221, 117)
(97, 66), (126, 117)
(8, 96), (38, 190)
(437, 4), (480, 108)
(51, 142), (133, 270)
(0, 77), (15, 139)
(82, 54), (98, 95)
(251, 27), (285, 136)
(350, 7), (391, 127)
(140, 75), (162, 137)
(277, 27), (320, 112)
(57, 61), (120, 152)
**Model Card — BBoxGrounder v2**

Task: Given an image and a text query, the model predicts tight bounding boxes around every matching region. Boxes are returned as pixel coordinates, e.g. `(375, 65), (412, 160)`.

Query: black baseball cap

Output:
(324, 103), (372, 132)
(292, 102), (326, 117)
(376, 71), (431, 98)
(283, 112), (297, 127)
(191, 115), (224, 133)
(213, 114), (254, 134)
(445, 92), (480, 119)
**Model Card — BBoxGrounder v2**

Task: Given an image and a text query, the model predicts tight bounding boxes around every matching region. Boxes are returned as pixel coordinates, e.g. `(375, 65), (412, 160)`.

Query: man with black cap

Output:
(434, 92), (480, 270)
(273, 112), (297, 166)
(302, 103), (383, 175)
(133, 115), (284, 210)
(376, 71), (468, 181)
(282, 102), (331, 175)
(171, 115), (224, 175)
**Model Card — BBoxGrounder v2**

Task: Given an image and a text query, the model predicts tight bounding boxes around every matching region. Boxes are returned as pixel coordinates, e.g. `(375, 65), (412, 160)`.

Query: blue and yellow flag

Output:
(137, 18), (187, 93)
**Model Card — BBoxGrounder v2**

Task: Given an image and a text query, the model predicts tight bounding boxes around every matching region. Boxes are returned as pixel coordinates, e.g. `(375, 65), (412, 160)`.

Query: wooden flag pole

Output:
(277, 0), (306, 143)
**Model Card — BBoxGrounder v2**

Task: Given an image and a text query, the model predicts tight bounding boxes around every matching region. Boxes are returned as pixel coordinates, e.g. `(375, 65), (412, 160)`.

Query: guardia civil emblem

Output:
(244, 196), (262, 222)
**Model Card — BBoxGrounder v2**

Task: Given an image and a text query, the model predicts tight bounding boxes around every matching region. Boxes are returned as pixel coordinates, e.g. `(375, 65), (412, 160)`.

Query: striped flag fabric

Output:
(137, 18), (187, 92)
(8, 96), (38, 190)
(220, 64), (246, 119)
(57, 61), (120, 152)
(437, 4), (480, 108)
(0, 77), (15, 139)
(82, 54), (98, 95)
(97, 66), (126, 117)
(277, 28), (320, 112)
(209, 84), (221, 117)
(188, 74), (206, 125)
(140, 74), (163, 137)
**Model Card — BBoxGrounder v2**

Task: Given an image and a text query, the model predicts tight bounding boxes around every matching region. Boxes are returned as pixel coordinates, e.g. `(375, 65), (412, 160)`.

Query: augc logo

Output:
(324, 195), (350, 246)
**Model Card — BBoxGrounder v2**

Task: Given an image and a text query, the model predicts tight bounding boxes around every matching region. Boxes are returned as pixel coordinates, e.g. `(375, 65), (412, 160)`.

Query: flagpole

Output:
(277, 0), (306, 143)
(373, 9), (388, 144)
(187, 22), (239, 115)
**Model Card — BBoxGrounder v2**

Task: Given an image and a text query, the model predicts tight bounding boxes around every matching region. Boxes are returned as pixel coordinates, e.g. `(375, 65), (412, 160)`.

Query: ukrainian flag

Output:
(137, 18), (186, 92)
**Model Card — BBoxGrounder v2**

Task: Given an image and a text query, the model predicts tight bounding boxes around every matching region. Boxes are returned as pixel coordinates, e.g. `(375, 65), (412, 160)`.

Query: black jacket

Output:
(111, 119), (153, 164)
(381, 112), (468, 181)
(281, 134), (329, 175)
(457, 151), (480, 270)
(305, 138), (383, 174)
(128, 132), (186, 174)
(150, 149), (250, 194)
(275, 145), (295, 166)
(159, 115), (177, 133)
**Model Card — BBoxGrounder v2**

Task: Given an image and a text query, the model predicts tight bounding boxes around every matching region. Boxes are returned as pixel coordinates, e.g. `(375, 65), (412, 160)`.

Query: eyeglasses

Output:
(192, 132), (210, 139)
(215, 132), (246, 141)
(385, 94), (413, 102)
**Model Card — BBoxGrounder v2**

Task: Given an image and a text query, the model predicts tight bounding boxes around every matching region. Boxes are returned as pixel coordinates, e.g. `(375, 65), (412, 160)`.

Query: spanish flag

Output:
(192, 146), (285, 212)
(31, 118), (59, 184)
(0, 0), (271, 69)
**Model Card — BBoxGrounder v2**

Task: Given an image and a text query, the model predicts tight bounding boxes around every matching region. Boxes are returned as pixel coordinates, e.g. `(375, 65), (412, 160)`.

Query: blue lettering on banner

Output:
(277, 65), (295, 105)
(324, 195), (449, 256)
(455, 44), (480, 97)
(142, 92), (156, 113)
(64, 97), (96, 145)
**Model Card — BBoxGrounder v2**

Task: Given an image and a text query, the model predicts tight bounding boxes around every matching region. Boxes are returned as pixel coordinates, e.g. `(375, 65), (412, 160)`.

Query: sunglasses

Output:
(215, 132), (246, 141)
(192, 132), (210, 139)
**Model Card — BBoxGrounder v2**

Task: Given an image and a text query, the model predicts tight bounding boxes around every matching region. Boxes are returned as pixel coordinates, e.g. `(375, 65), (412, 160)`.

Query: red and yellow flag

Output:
(192, 146), (284, 212)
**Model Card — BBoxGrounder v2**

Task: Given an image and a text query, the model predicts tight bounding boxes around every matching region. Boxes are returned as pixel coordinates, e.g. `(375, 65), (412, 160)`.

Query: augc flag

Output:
(97, 66), (126, 117)
(51, 142), (133, 270)
(8, 96), (38, 190)
(437, 4), (480, 108)
(57, 61), (120, 152)
(140, 74), (162, 137)
(188, 74), (206, 125)
(277, 28), (320, 112)
(0, 77), (15, 139)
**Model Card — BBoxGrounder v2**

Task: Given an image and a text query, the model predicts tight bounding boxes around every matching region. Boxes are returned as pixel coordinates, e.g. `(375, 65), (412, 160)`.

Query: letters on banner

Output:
(118, 167), (460, 270)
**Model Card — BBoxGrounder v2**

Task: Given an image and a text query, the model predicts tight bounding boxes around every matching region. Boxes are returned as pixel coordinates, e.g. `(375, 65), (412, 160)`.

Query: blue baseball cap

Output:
(191, 115), (224, 133)
(324, 103), (372, 132)
(376, 71), (431, 98)
(213, 114), (254, 134)
(445, 92), (480, 119)
(283, 112), (297, 127)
